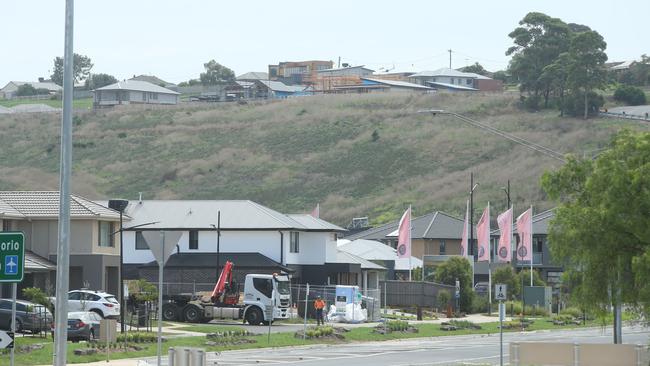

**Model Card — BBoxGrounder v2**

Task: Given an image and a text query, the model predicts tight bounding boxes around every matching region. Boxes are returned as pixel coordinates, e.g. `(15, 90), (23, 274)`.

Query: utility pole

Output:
(54, 1), (74, 365)
(448, 49), (452, 69)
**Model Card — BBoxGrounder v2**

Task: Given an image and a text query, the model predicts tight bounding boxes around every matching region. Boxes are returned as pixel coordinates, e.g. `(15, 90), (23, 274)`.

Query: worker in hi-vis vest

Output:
(313, 295), (326, 326)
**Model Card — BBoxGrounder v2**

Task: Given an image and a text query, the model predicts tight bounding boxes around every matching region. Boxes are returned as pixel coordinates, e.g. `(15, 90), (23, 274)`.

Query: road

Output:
(143, 325), (648, 366)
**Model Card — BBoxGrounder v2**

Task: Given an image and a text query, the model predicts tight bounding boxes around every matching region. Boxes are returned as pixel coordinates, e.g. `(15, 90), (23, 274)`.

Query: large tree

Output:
(84, 73), (117, 90)
(565, 30), (608, 119)
(459, 62), (488, 76)
(199, 60), (235, 85)
(506, 12), (571, 108)
(541, 130), (650, 329)
(51, 53), (94, 86)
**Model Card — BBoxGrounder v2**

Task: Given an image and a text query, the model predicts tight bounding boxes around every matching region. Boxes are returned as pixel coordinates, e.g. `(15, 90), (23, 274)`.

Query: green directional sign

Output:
(0, 232), (24, 283)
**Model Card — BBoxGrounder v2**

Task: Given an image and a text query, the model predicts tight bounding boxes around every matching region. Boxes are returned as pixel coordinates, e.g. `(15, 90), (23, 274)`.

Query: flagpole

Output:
(530, 205), (533, 287)
(487, 202), (492, 315)
(408, 205), (412, 281)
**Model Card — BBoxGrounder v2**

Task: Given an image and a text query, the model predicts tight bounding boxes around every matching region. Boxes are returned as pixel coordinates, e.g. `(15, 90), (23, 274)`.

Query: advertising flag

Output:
(397, 207), (411, 258)
(310, 203), (320, 218)
(496, 207), (513, 263)
(516, 207), (533, 261)
(460, 200), (469, 257)
(477, 204), (490, 262)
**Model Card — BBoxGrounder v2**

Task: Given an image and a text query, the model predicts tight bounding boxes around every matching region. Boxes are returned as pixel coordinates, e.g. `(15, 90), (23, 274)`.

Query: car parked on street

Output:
(65, 311), (102, 342)
(0, 298), (52, 333)
(67, 290), (120, 319)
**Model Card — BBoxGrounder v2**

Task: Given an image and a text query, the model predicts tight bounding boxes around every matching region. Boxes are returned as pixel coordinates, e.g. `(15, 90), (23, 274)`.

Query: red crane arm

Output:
(211, 260), (233, 302)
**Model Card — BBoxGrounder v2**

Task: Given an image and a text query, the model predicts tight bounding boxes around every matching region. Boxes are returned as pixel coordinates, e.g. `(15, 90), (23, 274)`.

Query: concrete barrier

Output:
(510, 342), (648, 366)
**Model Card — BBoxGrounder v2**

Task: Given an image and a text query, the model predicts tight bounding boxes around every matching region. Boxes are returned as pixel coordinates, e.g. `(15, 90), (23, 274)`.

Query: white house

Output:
(92, 80), (180, 107)
(116, 200), (377, 289)
(0, 81), (62, 99)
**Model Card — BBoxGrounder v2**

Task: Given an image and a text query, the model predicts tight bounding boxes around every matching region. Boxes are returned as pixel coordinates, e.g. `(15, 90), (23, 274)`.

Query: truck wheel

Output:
(183, 304), (203, 323)
(162, 303), (178, 321)
(245, 307), (263, 326)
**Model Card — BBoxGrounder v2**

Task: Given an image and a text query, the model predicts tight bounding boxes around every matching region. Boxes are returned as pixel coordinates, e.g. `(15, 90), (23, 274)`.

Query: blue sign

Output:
(4, 255), (18, 275)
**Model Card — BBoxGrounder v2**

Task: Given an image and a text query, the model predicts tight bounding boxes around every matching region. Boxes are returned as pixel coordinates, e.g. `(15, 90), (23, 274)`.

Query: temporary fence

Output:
(289, 284), (382, 322)
(379, 280), (456, 312)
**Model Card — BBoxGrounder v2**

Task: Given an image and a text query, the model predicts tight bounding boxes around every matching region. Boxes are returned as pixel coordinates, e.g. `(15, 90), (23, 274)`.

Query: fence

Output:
(290, 284), (382, 322)
(380, 280), (456, 310)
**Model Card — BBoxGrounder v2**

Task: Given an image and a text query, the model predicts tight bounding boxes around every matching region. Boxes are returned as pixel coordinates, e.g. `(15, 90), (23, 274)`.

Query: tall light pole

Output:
(54, 1), (74, 365)
(210, 210), (221, 282)
(469, 176), (479, 288)
(108, 199), (129, 333)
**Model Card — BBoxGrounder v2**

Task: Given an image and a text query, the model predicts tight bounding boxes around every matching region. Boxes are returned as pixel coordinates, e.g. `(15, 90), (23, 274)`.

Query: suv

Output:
(0, 299), (52, 333)
(68, 290), (120, 319)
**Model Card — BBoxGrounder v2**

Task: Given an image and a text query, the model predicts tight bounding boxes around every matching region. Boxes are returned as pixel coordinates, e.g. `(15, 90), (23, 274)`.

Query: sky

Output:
(1, 0), (647, 86)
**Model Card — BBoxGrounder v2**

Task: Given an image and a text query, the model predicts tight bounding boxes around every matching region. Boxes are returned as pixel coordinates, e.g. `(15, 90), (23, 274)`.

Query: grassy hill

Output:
(0, 93), (647, 226)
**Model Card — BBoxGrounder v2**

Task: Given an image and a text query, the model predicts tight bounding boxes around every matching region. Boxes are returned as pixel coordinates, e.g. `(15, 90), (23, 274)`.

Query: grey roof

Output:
(339, 239), (397, 261)
(361, 78), (434, 90)
(116, 200), (342, 231)
(94, 80), (180, 95)
(490, 208), (555, 236)
(3, 81), (62, 92)
(409, 68), (477, 78)
(395, 256), (423, 271)
(257, 80), (308, 93)
(0, 191), (121, 220)
(129, 75), (176, 87)
(331, 250), (386, 271)
(344, 211), (473, 241)
(25, 251), (56, 272)
(426, 81), (479, 91)
(236, 72), (269, 81)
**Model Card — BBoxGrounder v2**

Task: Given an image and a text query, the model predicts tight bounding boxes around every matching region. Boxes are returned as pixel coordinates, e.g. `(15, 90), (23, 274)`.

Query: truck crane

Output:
(161, 260), (291, 325)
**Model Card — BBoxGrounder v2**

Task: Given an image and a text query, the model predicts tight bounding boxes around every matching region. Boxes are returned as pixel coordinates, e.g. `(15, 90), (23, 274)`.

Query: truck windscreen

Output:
(276, 280), (290, 295)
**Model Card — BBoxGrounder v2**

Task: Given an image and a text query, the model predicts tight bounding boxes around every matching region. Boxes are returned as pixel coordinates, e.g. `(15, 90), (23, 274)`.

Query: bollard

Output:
(636, 344), (643, 366)
(168, 348), (176, 366)
(191, 348), (206, 366)
(512, 342), (519, 366)
(573, 342), (580, 366)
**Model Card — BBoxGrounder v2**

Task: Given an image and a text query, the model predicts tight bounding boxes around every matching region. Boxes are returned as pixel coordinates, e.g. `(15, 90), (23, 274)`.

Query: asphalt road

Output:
(196, 325), (649, 366)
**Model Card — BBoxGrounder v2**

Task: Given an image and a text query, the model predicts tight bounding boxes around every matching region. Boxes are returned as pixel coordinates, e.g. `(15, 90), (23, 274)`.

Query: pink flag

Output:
(497, 207), (513, 263)
(397, 207), (411, 258)
(310, 203), (320, 218)
(516, 207), (533, 261)
(476, 204), (490, 262)
(460, 200), (469, 257)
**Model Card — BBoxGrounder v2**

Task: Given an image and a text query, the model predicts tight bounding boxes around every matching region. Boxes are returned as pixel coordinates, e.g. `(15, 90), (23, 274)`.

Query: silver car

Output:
(65, 311), (102, 342)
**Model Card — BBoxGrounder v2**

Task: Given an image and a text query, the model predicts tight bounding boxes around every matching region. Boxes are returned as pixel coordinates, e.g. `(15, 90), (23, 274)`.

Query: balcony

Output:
(516, 252), (543, 266)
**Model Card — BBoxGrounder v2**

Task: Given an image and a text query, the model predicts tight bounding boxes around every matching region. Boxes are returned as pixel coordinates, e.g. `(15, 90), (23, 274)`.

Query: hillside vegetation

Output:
(0, 93), (646, 226)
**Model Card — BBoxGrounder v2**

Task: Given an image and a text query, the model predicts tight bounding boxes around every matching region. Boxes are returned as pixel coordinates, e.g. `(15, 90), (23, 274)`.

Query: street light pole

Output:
(211, 211), (222, 282)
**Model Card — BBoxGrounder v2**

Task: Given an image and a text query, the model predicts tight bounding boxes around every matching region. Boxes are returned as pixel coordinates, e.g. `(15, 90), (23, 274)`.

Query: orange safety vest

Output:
(314, 299), (326, 310)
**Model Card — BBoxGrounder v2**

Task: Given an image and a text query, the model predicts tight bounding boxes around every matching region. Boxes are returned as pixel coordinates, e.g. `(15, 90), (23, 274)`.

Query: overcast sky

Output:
(1, 0), (647, 86)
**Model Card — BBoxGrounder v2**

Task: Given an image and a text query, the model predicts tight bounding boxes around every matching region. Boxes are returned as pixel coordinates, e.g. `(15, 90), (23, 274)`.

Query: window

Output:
(68, 292), (81, 300)
(189, 230), (199, 250)
(82, 293), (101, 301)
(253, 278), (273, 298)
(98, 222), (114, 247)
(135, 231), (149, 250)
(439, 240), (446, 255)
(2, 220), (10, 231)
(534, 236), (544, 252)
(450, 78), (455, 84)
(290, 232), (299, 253)
(466, 79), (473, 85)
(142, 92), (146, 101)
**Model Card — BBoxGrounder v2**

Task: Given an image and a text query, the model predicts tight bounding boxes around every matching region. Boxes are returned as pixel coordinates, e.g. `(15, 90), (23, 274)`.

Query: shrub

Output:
(613, 85), (647, 106)
(560, 307), (583, 319)
(470, 295), (489, 314)
(562, 91), (604, 117)
(448, 320), (480, 329)
(437, 289), (451, 310)
(386, 320), (409, 332)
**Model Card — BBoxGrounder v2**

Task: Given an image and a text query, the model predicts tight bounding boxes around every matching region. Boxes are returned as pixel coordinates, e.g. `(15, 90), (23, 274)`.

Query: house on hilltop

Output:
(129, 75), (177, 88)
(409, 68), (502, 91)
(0, 81), (62, 99)
(92, 80), (180, 107)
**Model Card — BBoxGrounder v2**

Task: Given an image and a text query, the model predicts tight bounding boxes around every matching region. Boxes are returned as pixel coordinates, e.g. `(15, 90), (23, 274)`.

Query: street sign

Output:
(142, 231), (183, 266)
(0, 330), (14, 349)
(455, 279), (460, 299)
(495, 283), (507, 301)
(0, 232), (24, 283)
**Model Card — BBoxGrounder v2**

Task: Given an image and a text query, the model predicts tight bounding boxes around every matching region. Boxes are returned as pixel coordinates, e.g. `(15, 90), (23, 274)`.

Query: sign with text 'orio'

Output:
(0, 232), (25, 283)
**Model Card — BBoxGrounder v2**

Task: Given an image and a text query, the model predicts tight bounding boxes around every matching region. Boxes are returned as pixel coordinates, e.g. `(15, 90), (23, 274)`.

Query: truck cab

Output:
(243, 273), (291, 325)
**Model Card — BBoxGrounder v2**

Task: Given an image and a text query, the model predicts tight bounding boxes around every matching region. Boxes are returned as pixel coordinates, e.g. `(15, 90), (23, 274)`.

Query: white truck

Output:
(161, 261), (291, 325)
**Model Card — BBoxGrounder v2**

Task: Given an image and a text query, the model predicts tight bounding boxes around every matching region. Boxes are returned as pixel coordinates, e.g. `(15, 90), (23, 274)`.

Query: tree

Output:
(434, 257), (474, 312)
(517, 269), (546, 288)
(84, 73), (117, 90)
(565, 30), (608, 119)
(541, 130), (650, 327)
(540, 52), (571, 115)
(492, 266), (521, 300)
(492, 70), (510, 84)
(199, 60), (235, 85)
(459, 62), (488, 76)
(614, 85), (647, 106)
(15, 83), (38, 97)
(51, 53), (94, 86)
(506, 12), (571, 108)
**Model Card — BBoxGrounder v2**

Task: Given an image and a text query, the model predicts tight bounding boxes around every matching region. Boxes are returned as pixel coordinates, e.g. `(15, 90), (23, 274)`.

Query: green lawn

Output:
(0, 319), (608, 364)
(0, 98), (93, 110)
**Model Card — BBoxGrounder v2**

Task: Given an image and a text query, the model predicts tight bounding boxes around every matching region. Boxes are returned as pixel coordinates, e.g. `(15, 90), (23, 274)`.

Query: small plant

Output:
(118, 132), (127, 138)
(386, 320), (409, 332)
